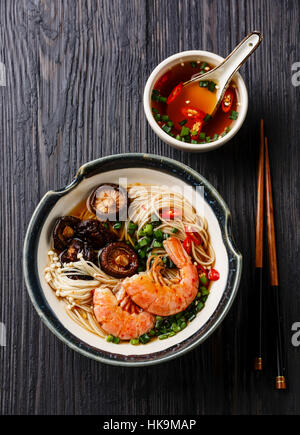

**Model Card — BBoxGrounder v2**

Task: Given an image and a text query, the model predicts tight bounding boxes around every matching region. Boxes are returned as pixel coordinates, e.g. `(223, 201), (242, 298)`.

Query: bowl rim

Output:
(143, 50), (248, 152)
(23, 153), (242, 366)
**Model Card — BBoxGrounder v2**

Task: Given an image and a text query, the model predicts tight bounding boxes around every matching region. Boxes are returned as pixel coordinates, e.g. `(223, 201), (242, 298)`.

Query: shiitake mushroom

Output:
(53, 216), (81, 251)
(76, 219), (116, 248)
(100, 242), (138, 278)
(89, 183), (128, 221)
(59, 238), (95, 264)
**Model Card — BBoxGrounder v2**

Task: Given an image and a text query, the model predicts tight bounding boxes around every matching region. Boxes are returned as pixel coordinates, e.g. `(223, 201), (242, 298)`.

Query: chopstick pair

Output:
(254, 119), (287, 390)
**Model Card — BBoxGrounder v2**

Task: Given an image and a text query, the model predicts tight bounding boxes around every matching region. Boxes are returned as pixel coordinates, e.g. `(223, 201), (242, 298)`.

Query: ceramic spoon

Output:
(183, 31), (263, 116)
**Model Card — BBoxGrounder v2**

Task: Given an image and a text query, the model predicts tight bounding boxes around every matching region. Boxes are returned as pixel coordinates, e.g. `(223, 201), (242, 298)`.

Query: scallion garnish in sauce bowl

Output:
(151, 60), (239, 145)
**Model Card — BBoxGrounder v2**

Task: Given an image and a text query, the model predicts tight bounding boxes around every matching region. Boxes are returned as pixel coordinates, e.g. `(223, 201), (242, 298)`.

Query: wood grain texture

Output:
(1, 0), (300, 415)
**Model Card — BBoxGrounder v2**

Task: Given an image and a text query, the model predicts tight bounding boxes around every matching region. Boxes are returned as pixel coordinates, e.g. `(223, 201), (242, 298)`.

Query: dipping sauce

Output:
(151, 60), (239, 145)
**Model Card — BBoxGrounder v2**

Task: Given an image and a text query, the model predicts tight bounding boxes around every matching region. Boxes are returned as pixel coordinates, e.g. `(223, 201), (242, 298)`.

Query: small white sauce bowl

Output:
(143, 50), (248, 153)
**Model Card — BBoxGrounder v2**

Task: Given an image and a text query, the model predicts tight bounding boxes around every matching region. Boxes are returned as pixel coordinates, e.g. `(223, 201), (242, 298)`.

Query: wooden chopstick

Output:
(265, 136), (287, 390)
(254, 119), (265, 371)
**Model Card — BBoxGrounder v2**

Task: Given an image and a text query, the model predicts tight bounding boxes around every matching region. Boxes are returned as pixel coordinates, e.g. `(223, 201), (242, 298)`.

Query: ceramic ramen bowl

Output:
(23, 154), (242, 366)
(143, 50), (248, 152)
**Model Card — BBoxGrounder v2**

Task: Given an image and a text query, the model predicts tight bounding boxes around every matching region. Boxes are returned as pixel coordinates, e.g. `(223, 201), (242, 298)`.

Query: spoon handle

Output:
(215, 31), (263, 88)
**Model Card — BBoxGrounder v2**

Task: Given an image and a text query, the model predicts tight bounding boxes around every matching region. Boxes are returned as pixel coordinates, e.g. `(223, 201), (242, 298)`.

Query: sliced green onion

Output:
(155, 113), (161, 121)
(199, 132), (206, 140)
(180, 126), (190, 137)
(200, 274), (208, 285)
(138, 237), (151, 248)
(152, 107), (159, 114)
(159, 96), (167, 103)
(213, 134), (219, 141)
(137, 248), (146, 259)
(139, 333), (150, 344)
(229, 110), (239, 120)
(106, 335), (114, 342)
(175, 134), (181, 141)
(161, 114), (169, 122)
(153, 229), (163, 240)
(158, 334), (169, 340)
(171, 323), (181, 333)
(130, 338), (139, 345)
(128, 221), (138, 234)
(171, 227), (178, 234)
(190, 61), (197, 68)
(191, 140), (198, 144)
(162, 124), (172, 134)
(200, 286), (209, 295)
(167, 121), (174, 127)
(179, 321), (187, 330)
(200, 62), (208, 69)
(208, 81), (216, 92)
(152, 240), (163, 248)
(204, 114), (212, 122)
(113, 222), (122, 230)
(143, 223), (153, 236)
(199, 80), (209, 87)
(179, 119), (187, 126)
(112, 336), (120, 344)
(196, 301), (204, 312)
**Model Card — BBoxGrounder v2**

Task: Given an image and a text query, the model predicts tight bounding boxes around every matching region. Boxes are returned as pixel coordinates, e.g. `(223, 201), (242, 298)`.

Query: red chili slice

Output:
(196, 264), (207, 275)
(154, 71), (172, 89)
(161, 208), (182, 220)
(208, 268), (220, 281)
(167, 82), (183, 104)
(185, 226), (202, 245)
(181, 106), (206, 120)
(183, 236), (192, 255)
(188, 119), (204, 139)
(222, 89), (234, 113)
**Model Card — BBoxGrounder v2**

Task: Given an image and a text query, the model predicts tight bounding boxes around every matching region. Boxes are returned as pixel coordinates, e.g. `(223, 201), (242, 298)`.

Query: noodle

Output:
(44, 183), (215, 340)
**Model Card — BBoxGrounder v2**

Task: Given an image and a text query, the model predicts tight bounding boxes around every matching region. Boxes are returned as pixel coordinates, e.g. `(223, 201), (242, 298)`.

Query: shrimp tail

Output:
(163, 237), (191, 268)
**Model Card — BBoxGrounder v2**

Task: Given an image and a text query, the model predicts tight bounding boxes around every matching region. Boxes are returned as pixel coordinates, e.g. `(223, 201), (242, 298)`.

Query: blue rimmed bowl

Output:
(23, 153), (242, 366)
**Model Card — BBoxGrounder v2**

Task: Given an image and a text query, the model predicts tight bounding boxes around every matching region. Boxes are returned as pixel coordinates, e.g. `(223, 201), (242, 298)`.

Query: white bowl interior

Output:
(37, 167), (228, 356)
(143, 50), (248, 152)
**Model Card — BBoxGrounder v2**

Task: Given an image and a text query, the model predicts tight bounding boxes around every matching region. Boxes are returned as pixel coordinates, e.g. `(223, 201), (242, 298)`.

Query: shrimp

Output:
(93, 287), (155, 340)
(122, 237), (199, 316)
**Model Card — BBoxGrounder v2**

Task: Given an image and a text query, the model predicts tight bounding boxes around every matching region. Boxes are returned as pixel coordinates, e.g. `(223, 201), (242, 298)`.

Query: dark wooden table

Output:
(1, 0), (300, 415)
